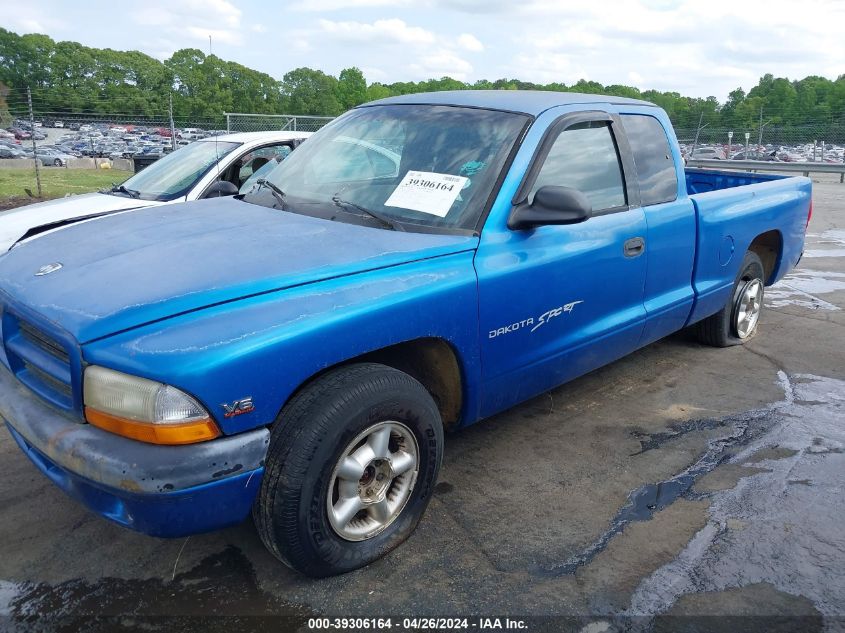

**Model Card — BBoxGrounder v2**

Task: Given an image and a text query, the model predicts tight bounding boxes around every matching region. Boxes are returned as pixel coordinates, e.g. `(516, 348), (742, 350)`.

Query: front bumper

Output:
(0, 363), (270, 537)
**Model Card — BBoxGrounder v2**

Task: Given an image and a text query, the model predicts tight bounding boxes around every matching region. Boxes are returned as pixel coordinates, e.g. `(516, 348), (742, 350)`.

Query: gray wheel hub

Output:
(327, 421), (419, 541)
(734, 278), (763, 339)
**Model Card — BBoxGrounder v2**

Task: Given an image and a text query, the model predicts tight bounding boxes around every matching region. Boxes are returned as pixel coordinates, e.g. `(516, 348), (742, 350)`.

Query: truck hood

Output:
(0, 192), (160, 253)
(0, 197), (477, 343)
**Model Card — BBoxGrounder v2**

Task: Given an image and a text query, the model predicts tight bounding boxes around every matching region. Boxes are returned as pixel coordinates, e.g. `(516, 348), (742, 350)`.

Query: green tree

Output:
(336, 67), (367, 110)
(282, 67), (342, 115)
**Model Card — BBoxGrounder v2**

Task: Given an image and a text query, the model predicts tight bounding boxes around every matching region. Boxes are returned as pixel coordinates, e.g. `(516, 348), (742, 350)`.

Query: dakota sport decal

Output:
(488, 301), (584, 339)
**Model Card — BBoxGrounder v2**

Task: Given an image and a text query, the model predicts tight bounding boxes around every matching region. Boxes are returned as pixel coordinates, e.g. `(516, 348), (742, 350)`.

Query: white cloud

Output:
(318, 18), (435, 44)
(294, 0), (413, 10)
(185, 26), (242, 46)
(252, 24), (267, 33)
(131, 0), (243, 49)
(457, 33), (484, 52)
(503, 0), (845, 98)
(3, 8), (63, 34)
(507, 51), (589, 85)
(411, 51), (473, 80)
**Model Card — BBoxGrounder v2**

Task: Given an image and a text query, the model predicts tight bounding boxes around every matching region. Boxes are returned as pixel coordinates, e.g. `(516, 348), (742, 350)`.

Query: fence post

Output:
(26, 86), (42, 198)
(169, 93), (176, 151)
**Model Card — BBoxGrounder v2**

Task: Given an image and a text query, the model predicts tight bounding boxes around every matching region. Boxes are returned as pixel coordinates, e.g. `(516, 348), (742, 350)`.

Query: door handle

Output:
(624, 237), (645, 258)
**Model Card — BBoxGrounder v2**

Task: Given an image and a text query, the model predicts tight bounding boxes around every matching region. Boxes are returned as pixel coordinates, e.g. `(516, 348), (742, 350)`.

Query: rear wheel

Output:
(693, 250), (765, 347)
(254, 363), (443, 577)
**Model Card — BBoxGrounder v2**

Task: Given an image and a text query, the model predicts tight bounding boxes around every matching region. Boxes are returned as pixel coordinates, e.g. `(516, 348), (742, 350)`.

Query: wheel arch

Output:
(281, 337), (466, 431)
(747, 229), (783, 285)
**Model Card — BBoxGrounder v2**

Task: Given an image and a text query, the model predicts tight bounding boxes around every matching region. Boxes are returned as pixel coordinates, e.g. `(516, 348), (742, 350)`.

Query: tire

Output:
(53, 158), (62, 166)
(693, 250), (765, 347)
(254, 363), (443, 577)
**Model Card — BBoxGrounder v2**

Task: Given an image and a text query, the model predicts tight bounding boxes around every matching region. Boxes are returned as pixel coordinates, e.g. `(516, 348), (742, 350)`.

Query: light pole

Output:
(728, 131), (733, 159)
(758, 119), (772, 146)
(744, 132), (750, 158)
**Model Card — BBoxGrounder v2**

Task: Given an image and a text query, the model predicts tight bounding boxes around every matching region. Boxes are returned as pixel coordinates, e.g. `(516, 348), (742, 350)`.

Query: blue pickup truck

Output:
(0, 91), (811, 577)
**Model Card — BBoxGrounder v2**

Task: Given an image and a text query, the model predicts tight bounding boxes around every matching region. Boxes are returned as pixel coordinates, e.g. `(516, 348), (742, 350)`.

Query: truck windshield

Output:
(112, 140), (240, 201)
(242, 105), (529, 231)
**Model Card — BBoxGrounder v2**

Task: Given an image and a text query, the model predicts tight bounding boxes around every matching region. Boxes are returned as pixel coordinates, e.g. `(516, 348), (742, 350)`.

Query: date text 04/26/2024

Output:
(307, 617), (528, 630)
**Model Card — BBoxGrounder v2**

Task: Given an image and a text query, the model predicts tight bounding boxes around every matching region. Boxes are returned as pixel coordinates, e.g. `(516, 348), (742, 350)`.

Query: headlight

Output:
(83, 366), (220, 445)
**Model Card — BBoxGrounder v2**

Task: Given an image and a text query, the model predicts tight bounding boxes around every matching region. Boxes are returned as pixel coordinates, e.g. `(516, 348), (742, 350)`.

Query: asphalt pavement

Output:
(0, 176), (843, 632)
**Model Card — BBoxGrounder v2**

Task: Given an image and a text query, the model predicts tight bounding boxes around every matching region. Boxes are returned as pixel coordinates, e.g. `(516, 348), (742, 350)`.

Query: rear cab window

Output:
(620, 114), (678, 205)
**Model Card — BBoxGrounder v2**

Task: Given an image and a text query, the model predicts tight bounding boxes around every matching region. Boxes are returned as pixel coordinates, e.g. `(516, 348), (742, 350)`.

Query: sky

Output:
(3, 0), (844, 101)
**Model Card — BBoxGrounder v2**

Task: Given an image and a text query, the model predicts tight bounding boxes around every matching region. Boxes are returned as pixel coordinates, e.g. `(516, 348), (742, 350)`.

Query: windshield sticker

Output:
(385, 170), (468, 217)
(460, 161), (486, 176)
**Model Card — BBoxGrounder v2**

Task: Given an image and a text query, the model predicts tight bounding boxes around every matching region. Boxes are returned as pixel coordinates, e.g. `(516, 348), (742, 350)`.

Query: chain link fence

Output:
(676, 123), (845, 151)
(224, 113), (334, 134)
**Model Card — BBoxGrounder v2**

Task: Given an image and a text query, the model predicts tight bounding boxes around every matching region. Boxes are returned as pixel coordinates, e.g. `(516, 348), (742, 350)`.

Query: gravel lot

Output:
(0, 175), (843, 632)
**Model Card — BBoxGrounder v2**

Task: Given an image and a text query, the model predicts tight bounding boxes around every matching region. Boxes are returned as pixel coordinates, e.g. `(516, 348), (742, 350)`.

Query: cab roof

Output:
(363, 90), (657, 116)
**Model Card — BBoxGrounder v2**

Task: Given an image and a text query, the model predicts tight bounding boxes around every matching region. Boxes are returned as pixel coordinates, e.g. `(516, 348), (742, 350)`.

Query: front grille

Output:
(18, 321), (70, 364)
(23, 361), (73, 399)
(3, 313), (75, 411)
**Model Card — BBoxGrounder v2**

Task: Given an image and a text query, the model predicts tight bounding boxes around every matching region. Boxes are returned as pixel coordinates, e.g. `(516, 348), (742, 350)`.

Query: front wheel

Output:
(693, 250), (765, 347)
(53, 158), (62, 166)
(254, 363), (443, 577)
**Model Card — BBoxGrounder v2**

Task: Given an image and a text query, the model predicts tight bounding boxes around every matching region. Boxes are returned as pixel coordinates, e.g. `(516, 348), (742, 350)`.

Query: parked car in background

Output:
(32, 147), (75, 166)
(691, 146), (726, 160)
(0, 145), (27, 159)
(731, 150), (778, 161)
(0, 131), (311, 253)
(54, 121), (64, 128)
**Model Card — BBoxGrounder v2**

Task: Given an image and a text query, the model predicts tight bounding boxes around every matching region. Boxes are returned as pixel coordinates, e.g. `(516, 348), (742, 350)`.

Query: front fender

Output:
(82, 251), (481, 435)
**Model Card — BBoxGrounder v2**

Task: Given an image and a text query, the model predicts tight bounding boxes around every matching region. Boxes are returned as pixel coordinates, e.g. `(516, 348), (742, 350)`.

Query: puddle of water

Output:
(801, 229), (845, 260)
(810, 229), (845, 245)
(536, 388), (786, 577)
(803, 249), (845, 259)
(766, 269), (844, 311)
(628, 373), (845, 619)
(0, 580), (16, 617)
(2, 546), (310, 632)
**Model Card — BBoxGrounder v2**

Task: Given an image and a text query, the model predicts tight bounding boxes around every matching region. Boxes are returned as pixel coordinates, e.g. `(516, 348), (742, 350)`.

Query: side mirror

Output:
(203, 180), (239, 198)
(508, 186), (592, 230)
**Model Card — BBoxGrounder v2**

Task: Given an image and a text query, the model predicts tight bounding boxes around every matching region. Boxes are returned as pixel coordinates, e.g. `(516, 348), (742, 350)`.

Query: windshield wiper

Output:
(331, 196), (404, 232)
(255, 178), (287, 209)
(109, 184), (140, 199)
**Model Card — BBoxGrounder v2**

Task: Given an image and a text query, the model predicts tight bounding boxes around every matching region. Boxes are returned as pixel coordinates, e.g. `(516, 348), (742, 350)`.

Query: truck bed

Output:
(683, 167), (812, 325)
(685, 167), (789, 194)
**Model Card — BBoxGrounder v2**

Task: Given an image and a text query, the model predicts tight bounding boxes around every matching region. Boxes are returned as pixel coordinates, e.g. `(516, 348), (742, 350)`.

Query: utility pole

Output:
(27, 86), (42, 198)
(169, 93), (176, 151)
(758, 106), (763, 146)
(690, 112), (705, 159)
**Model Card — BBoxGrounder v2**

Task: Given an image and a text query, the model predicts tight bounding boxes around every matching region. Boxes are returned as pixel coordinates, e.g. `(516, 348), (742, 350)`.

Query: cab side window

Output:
(237, 144), (293, 186)
(530, 121), (626, 212)
(621, 114), (678, 205)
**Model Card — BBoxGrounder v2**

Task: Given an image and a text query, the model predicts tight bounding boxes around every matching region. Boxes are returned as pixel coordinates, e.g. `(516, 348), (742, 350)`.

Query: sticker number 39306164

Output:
(385, 170), (468, 217)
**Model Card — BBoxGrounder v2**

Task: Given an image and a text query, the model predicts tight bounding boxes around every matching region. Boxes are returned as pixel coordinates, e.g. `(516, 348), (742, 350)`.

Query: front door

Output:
(475, 114), (648, 417)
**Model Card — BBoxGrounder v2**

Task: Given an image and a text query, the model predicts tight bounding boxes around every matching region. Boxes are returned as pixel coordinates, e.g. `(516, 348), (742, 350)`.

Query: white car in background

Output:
(0, 131), (311, 253)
